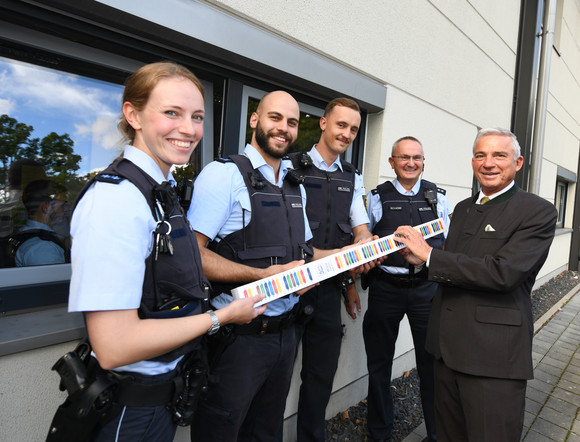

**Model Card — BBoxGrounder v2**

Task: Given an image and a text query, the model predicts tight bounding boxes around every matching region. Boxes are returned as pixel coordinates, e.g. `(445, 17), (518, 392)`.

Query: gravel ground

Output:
(324, 270), (580, 442)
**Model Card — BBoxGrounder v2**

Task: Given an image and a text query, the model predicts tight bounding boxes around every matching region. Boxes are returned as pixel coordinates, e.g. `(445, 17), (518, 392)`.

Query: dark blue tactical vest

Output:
(289, 152), (356, 249)
(208, 155), (312, 295)
(372, 179), (445, 269)
(76, 158), (209, 362)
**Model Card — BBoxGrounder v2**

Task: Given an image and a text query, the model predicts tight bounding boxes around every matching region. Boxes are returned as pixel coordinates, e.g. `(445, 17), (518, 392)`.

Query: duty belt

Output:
(234, 304), (300, 336)
(112, 369), (178, 407)
(375, 270), (426, 287)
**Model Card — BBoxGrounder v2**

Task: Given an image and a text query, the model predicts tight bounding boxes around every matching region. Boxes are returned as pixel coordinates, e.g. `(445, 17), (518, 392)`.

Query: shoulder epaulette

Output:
(94, 173), (126, 185)
(215, 157), (234, 164)
(437, 187), (446, 195)
(371, 188), (379, 195)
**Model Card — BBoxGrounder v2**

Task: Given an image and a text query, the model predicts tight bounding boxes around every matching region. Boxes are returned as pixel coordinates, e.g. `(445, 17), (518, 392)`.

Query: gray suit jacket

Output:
(426, 186), (557, 380)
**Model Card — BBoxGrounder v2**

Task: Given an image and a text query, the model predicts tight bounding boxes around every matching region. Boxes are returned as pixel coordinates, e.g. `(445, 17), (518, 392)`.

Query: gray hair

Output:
(473, 127), (521, 159)
(391, 136), (423, 156)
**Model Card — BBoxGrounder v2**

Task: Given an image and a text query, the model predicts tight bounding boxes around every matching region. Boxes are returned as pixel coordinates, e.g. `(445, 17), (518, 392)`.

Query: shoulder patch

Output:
(95, 173), (126, 185)
(437, 187), (446, 195)
(371, 188), (379, 195)
(215, 157), (234, 164)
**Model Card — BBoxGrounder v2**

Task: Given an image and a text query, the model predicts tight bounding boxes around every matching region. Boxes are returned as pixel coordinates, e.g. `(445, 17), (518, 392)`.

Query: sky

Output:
(0, 56), (124, 175)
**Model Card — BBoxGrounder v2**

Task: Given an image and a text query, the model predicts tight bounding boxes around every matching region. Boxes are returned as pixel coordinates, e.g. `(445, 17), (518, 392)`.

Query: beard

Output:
(254, 121), (296, 159)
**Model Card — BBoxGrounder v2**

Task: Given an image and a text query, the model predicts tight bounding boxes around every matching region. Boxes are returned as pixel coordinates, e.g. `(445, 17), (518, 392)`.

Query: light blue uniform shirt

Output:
(188, 144), (312, 317)
(69, 146), (180, 375)
(367, 178), (451, 275)
(15, 220), (65, 266)
(307, 146), (370, 229)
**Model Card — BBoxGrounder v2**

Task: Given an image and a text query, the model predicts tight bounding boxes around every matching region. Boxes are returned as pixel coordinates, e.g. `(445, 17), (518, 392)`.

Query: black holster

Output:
(361, 267), (378, 290)
(46, 342), (121, 442)
(205, 325), (237, 371)
(169, 352), (209, 426)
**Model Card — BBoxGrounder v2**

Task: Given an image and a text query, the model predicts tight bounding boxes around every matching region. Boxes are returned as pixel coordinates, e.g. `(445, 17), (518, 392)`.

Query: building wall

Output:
(2, 1), (580, 441)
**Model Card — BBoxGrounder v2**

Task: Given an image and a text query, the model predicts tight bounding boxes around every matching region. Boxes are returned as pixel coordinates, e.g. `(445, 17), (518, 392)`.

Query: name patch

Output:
(291, 202), (303, 209)
(337, 186), (351, 193)
(389, 206), (403, 211)
(418, 207), (432, 212)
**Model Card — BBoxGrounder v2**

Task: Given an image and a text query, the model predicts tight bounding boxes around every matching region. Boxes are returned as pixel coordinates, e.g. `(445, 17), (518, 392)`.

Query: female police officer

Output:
(67, 62), (266, 441)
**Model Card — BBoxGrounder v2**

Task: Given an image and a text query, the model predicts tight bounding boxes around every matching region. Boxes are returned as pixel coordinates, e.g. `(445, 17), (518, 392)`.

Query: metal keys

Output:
(154, 220), (174, 260)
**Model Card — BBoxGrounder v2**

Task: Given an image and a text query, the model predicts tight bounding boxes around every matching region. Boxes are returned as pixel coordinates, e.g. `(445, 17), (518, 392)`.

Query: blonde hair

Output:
(119, 62), (204, 143)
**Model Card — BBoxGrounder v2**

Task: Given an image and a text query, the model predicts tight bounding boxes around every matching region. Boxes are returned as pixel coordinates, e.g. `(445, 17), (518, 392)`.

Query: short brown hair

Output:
(119, 62), (204, 143)
(324, 97), (360, 117)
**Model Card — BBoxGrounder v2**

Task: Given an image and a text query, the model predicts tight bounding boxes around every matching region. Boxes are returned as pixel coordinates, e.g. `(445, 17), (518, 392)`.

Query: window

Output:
(0, 52), (219, 313)
(0, 56), (125, 312)
(554, 166), (577, 230)
(555, 179), (567, 228)
(239, 86), (355, 161)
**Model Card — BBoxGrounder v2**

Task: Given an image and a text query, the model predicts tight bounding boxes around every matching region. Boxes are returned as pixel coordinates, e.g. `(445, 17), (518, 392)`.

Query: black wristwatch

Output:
(207, 310), (220, 335)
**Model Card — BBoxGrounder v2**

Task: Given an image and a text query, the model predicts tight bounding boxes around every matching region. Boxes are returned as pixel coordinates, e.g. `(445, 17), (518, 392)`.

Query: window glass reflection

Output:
(0, 56), (124, 268)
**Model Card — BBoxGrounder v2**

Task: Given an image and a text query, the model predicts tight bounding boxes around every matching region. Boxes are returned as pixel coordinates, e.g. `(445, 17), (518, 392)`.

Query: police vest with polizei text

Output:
(208, 154), (312, 296)
(75, 158), (209, 362)
(288, 152), (356, 249)
(372, 179), (445, 269)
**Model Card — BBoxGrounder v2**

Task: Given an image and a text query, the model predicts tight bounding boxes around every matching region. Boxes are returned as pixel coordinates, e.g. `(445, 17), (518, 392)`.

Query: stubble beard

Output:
(255, 122), (295, 159)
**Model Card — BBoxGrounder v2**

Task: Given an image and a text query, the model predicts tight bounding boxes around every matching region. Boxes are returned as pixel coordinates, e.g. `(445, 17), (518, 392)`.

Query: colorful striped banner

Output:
(231, 218), (446, 306)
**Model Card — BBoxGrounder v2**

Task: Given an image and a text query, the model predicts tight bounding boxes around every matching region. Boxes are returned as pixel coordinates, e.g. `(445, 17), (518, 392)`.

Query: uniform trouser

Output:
(433, 358), (526, 442)
(191, 324), (298, 442)
(362, 277), (437, 441)
(94, 370), (177, 442)
(296, 279), (343, 442)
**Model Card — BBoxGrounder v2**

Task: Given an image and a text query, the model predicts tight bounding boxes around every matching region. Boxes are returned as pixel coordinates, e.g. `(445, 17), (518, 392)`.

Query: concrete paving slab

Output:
(528, 417), (569, 440)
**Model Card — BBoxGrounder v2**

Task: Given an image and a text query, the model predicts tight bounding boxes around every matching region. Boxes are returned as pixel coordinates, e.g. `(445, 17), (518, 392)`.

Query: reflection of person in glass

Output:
(12, 179), (66, 266)
(0, 159), (48, 238)
(65, 62), (265, 441)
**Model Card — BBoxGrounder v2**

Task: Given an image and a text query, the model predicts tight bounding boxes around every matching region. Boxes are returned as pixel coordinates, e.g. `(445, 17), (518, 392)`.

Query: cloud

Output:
(75, 114), (123, 150)
(0, 59), (121, 121)
(0, 98), (14, 115)
(0, 57), (125, 174)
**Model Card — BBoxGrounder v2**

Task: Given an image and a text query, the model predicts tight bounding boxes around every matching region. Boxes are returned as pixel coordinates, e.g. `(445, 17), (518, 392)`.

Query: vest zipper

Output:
(281, 188), (296, 260)
(324, 172), (332, 247)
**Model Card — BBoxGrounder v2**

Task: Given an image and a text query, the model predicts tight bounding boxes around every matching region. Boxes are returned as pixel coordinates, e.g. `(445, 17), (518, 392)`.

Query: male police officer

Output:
(363, 136), (451, 442)
(288, 97), (372, 441)
(189, 91), (373, 442)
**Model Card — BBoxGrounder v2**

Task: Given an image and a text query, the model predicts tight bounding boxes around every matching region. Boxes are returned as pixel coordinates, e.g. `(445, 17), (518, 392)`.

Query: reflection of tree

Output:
(291, 113), (321, 154)
(0, 114), (84, 203)
(172, 162), (196, 185)
(0, 115), (34, 189)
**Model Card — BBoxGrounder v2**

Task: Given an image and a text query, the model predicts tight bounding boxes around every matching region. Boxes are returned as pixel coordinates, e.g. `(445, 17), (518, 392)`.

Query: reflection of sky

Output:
(0, 57), (124, 175)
